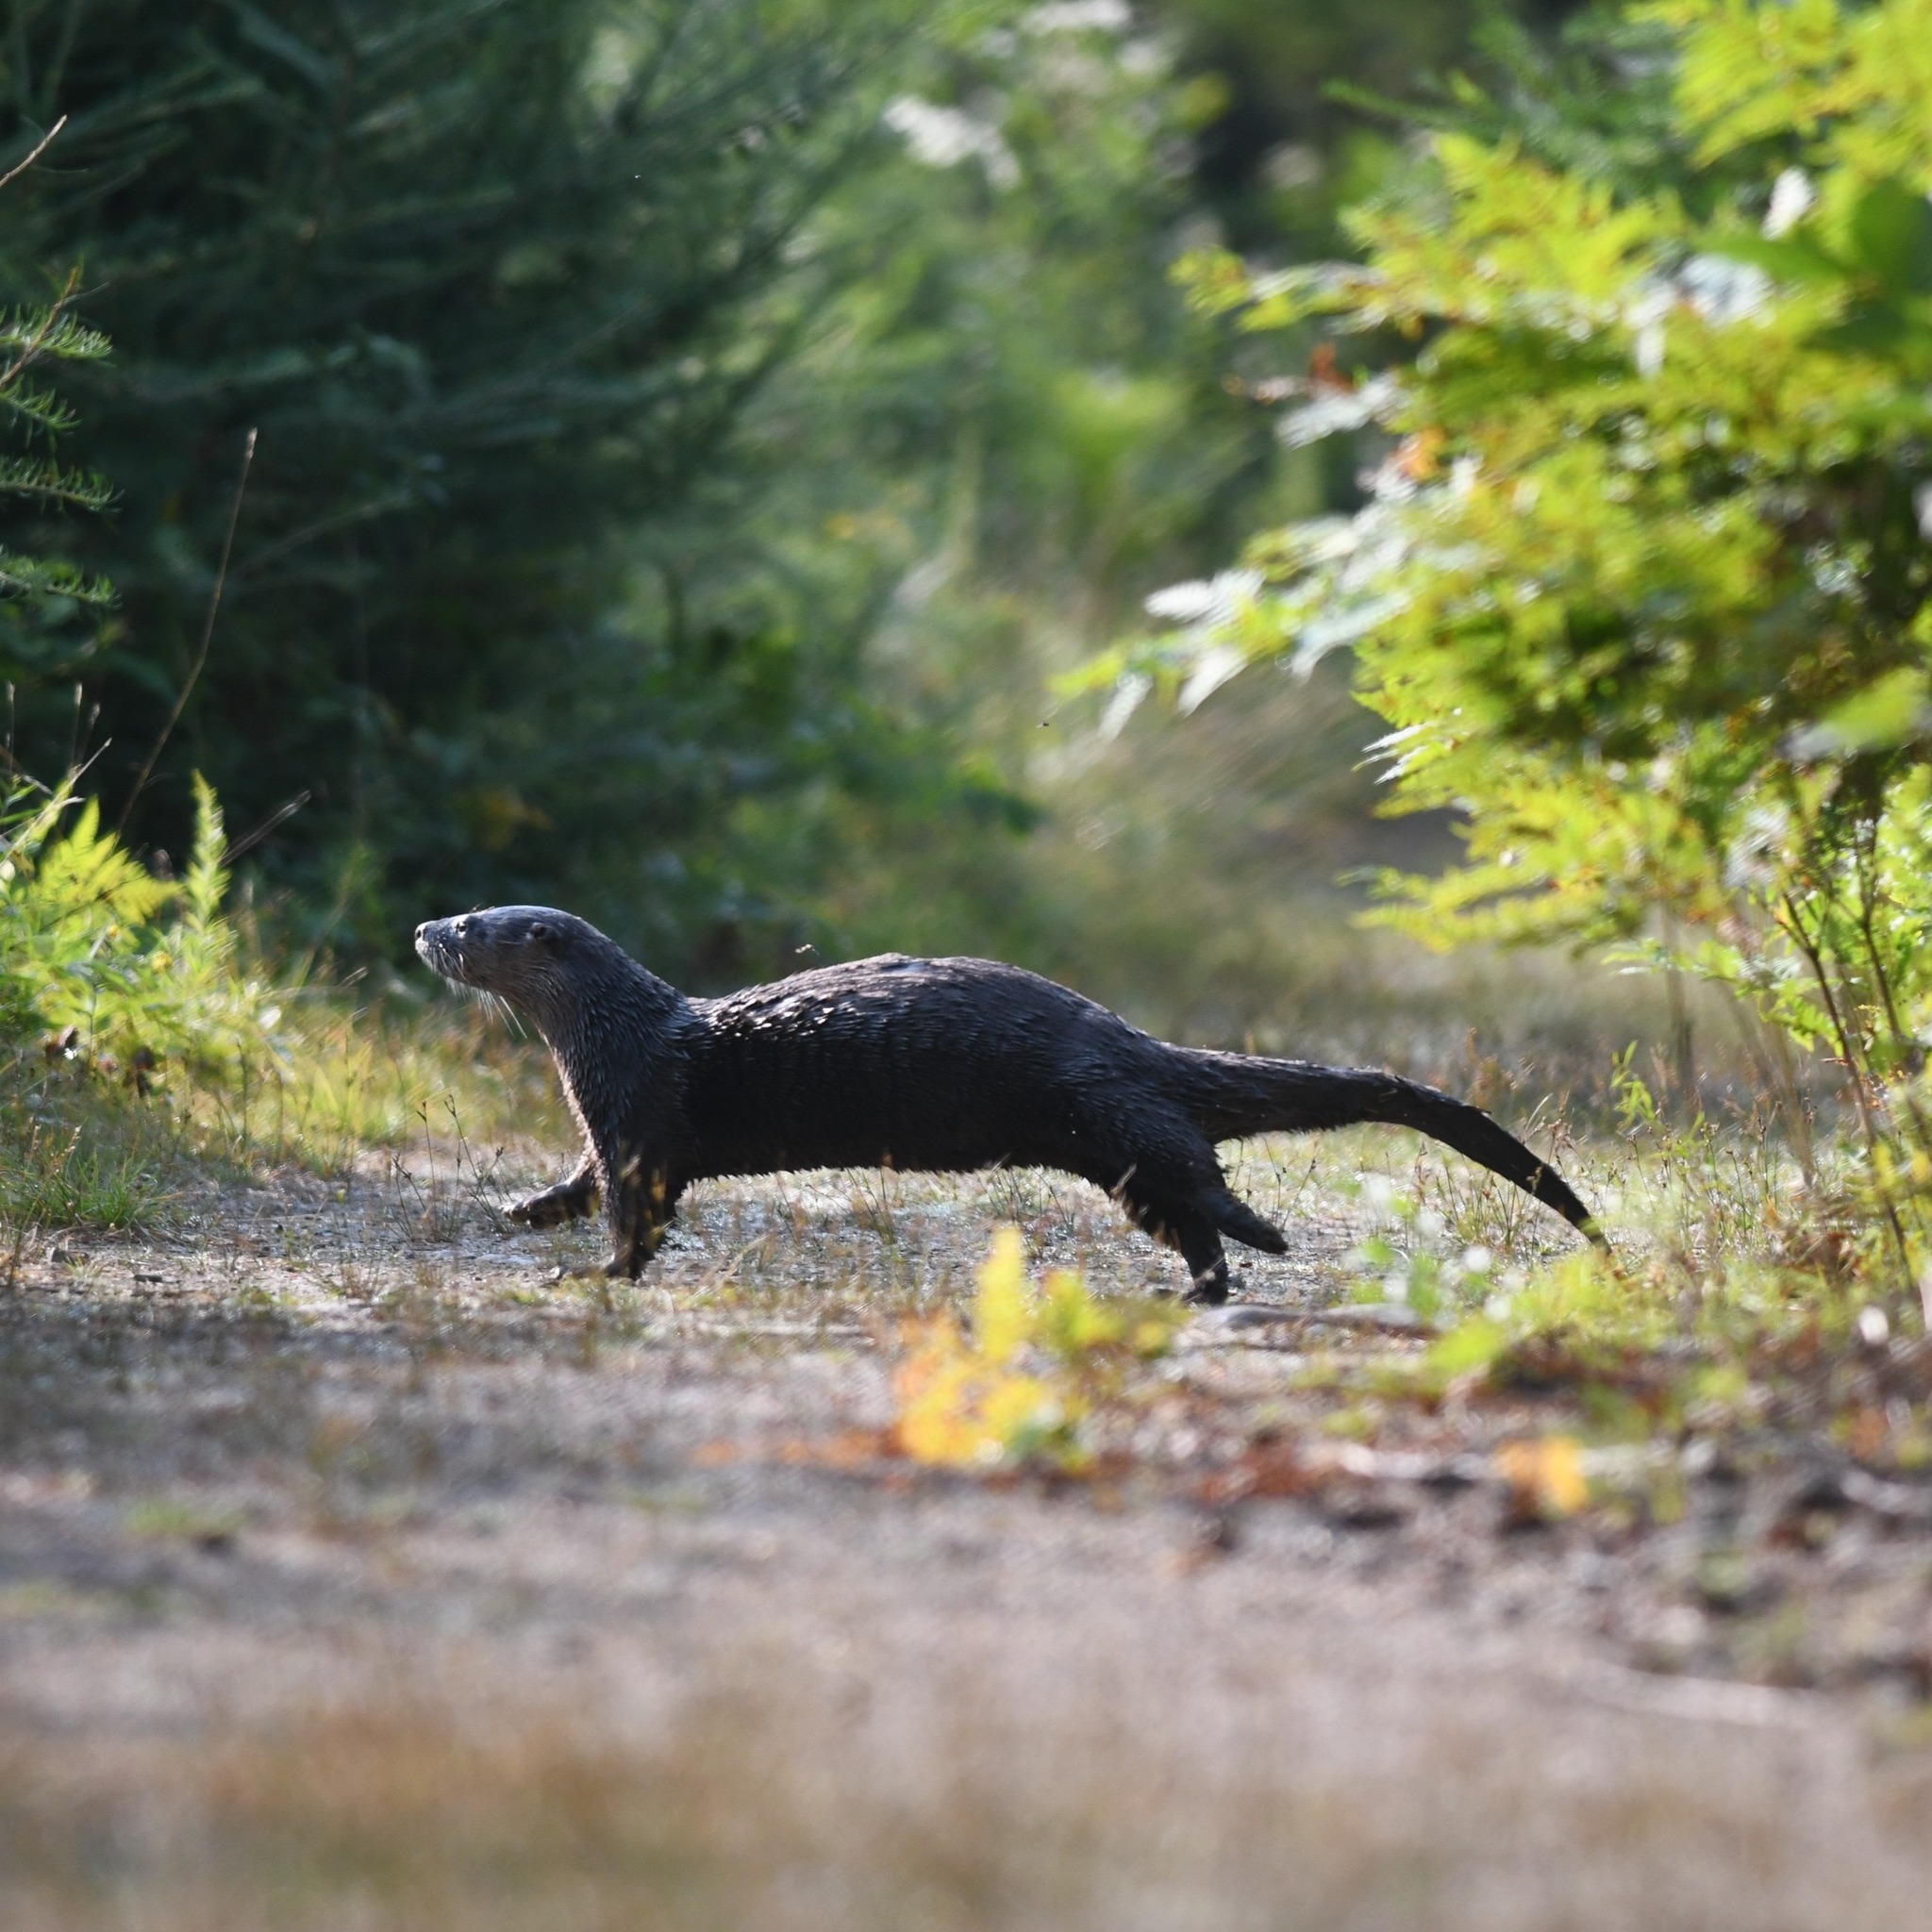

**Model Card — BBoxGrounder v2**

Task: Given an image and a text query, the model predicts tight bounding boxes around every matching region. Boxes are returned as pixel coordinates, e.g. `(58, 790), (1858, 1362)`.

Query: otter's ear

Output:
(527, 920), (558, 949)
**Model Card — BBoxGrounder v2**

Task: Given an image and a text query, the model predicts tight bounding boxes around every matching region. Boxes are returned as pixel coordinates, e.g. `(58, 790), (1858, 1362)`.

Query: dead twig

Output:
(119, 426), (258, 834)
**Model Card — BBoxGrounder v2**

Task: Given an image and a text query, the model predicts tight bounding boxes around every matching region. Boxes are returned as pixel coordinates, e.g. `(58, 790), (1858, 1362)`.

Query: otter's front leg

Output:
(603, 1143), (679, 1278)
(507, 1153), (599, 1229)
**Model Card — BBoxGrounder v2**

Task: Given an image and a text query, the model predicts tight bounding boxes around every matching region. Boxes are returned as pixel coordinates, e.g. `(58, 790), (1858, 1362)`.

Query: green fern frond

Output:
(25, 796), (173, 932)
(0, 378), (79, 437)
(0, 452), (113, 511)
(0, 308), (110, 364)
(0, 549), (116, 606)
(0, 774), (282, 1076)
(183, 774), (230, 934)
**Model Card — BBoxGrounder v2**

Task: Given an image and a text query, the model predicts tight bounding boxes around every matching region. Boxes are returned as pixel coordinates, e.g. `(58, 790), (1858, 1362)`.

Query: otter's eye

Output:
(528, 921), (555, 947)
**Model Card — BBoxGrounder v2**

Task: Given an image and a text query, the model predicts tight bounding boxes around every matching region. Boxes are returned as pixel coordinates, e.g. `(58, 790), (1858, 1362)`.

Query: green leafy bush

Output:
(0, 772), (271, 1252)
(0, 772), (278, 1080)
(1112, 0), (1932, 1296)
(0, 0), (935, 955)
(0, 765), (539, 1214)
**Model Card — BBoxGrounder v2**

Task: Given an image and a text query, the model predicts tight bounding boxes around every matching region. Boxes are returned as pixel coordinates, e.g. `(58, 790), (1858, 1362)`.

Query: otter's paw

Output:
(506, 1195), (563, 1228)
(507, 1185), (595, 1229)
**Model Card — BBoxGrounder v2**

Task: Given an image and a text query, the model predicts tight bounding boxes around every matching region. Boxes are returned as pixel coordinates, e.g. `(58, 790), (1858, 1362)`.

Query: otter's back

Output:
(682, 955), (1164, 1178)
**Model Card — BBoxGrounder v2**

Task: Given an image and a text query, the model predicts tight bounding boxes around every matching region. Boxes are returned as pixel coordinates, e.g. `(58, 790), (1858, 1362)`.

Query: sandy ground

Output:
(3, 1144), (1931, 1927)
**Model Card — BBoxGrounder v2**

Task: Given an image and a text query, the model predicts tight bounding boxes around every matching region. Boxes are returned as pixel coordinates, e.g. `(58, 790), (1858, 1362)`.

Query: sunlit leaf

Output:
(1494, 1435), (1591, 1519)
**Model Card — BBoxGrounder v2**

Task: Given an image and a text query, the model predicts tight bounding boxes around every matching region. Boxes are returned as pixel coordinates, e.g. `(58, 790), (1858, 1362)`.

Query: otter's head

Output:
(414, 906), (613, 1033)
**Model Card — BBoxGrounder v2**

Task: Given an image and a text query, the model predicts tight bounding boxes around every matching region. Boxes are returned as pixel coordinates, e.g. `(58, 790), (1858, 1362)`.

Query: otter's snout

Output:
(414, 915), (472, 986)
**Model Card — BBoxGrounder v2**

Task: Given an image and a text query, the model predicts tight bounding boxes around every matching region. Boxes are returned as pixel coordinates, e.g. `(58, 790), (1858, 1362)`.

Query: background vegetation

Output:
(8, 28), (1932, 1918)
(15, 0), (1928, 1315)
(1117, 0), (1932, 1306)
(0, 0), (1563, 1011)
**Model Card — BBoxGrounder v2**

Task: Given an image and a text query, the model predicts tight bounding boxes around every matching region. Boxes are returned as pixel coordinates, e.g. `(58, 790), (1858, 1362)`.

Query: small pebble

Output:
(1194, 1511), (1240, 1555)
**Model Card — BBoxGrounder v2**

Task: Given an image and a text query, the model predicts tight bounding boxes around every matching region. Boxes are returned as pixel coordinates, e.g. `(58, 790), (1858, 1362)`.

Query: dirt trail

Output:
(3, 1153), (1931, 1928)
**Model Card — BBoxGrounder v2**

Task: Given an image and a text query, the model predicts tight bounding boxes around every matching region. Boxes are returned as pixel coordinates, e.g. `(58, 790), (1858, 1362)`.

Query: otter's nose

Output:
(414, 922), (429, 942)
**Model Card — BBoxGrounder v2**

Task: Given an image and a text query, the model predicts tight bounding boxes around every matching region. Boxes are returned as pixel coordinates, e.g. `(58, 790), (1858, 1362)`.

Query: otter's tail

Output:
(1174, 1050), (1605, 1246)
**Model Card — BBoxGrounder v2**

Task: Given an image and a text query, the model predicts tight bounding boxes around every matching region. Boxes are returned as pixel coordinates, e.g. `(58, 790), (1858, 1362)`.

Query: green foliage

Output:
(736, 7), (1281, 964)
(0, 770), (268, 1245)
(0, 131), (116, 673)
(893, 1225), (1182, 1473)
(0, 0), (941, 959)
(0, 1109), (173, 1253)
(0, 1), (1577, 1020)
(0, 1), (1333, 994)
(0, 771), (281, 1076)
(1124, 0), (1932, 1297)
(0, 290), (112, 564)
(0, 759), (560, 1234)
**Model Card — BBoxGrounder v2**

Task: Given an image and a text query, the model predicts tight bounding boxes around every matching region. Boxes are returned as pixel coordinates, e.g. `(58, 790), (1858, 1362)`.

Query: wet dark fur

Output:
(415, 906), (1604, 1301)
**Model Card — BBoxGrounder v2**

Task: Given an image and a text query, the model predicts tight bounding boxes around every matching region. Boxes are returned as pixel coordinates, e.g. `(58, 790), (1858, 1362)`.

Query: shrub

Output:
(1, 772), (278, 1082)
(1107, 0), (1932, 1306)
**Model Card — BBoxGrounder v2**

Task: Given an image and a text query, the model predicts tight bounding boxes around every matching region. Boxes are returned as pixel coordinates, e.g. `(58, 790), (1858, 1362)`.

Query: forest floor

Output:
(4, 1130), (1932, 1929)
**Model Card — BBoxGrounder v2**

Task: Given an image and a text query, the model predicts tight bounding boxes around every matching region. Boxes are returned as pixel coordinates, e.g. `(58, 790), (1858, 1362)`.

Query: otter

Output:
(414, 906), (1603, 1301)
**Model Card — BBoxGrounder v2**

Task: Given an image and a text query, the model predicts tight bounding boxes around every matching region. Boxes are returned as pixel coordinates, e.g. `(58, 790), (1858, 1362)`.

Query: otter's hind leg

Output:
(1101, 1118), (1281, 1303)
(1119, 1190), (1232, 1304)
(508, 1154), (598, 1229)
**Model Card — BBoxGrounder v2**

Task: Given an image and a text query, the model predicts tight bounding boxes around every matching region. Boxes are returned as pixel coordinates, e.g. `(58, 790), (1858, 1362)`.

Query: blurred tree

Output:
(0, 117), (114, 714)
(0, 0), (1608, 1026)
(0, 0), (931, 958)
(1149, 0), (1586, 250)
(1126, 0), (1932, 1252)
(707, 4), (1298, 986)
(699, 1), (1591, 1028)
